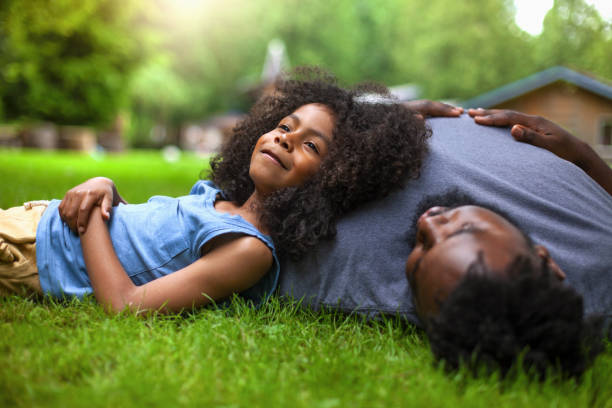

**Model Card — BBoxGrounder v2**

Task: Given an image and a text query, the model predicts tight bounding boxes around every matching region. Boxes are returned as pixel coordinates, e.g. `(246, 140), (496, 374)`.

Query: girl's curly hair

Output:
(205, 67), (430, 259)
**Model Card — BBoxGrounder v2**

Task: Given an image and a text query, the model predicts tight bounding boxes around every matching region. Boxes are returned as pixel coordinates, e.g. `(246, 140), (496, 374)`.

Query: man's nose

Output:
(420, 207), (450, 245)
(423, 206), (447, 218)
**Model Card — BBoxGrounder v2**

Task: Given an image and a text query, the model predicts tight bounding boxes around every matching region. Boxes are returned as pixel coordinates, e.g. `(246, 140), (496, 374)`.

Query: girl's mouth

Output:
(261, 150), (287, 169)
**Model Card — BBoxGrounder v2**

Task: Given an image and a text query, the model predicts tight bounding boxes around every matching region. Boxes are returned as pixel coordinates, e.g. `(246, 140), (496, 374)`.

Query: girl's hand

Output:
(403, 100), (463, 118)
(468, 108), (587, 166)
(469, 108), (612, 196)
(58, 177), (127, 234)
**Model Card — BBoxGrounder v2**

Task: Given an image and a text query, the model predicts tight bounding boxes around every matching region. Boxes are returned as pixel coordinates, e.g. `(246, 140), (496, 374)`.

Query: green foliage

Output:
(0, 0), (145, 126)
(269, 0), (402, 84)
(536, 0), (612, 79)
(390, 0), (536, 100)
(0, 0), (610, 143)
(122, 0), (612, 134)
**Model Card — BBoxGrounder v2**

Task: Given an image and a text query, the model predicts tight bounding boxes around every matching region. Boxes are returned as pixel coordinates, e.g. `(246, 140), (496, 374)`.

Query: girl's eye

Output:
(279, 124), (290, 132)
(305, 141), (319, 154)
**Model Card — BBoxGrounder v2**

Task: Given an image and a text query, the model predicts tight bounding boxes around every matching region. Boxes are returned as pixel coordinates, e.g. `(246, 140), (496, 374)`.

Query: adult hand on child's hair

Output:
(468, 108), (588, 167)
(58, 177), (126, 235)
(403, 100), (463, 118)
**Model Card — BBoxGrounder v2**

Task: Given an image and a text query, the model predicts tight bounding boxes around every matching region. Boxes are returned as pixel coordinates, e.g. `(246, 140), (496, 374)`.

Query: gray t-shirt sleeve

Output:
(278, 115), (612, 323)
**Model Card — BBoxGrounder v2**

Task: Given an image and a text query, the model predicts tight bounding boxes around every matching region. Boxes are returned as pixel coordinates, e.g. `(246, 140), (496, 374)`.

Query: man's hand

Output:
(58, 177), (126, 234)
(403, 100), (463, 118)
(468, 108), (590, 166)
(469, 108), (612, 196)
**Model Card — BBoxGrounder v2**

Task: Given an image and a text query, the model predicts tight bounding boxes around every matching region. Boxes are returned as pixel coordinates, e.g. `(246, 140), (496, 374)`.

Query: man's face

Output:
(405, 201), (535, 322)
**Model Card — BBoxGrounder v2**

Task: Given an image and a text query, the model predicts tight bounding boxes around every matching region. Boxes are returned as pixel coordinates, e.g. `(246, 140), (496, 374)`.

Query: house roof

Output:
(461, 66), (612, 108)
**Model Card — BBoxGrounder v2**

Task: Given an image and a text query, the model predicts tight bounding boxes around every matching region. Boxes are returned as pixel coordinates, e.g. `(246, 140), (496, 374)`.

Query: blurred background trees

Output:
(0, 0), (144, 126)
(0, 0), (609, 147)
(536, 0), (612, 78)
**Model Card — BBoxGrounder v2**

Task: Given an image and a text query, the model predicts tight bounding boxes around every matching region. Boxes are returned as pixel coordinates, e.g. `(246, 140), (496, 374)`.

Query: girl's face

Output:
(249, 103), (335, 195)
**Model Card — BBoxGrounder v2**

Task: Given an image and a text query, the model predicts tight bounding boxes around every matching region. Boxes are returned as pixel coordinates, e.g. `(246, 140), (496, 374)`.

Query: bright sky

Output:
(514, 0), (612, 35)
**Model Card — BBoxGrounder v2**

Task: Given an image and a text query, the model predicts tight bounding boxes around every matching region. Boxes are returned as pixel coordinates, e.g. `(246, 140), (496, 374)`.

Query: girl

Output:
(0, 68), (430, 313)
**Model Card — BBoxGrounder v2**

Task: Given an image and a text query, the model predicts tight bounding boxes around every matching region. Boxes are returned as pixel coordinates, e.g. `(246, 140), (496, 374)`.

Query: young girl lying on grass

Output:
(0, 68), (431, 313)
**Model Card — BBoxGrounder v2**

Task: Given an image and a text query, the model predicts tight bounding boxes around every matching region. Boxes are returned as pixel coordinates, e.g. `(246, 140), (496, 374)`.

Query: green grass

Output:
(0, 148), (207, 207)
(1, 148), (611, 407)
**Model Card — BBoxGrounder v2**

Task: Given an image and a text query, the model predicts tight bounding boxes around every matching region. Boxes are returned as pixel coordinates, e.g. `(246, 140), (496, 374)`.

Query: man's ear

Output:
(534, 245), (566, 280)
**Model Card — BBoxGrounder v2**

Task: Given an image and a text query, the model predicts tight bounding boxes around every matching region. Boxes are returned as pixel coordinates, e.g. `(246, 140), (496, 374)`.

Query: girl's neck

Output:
(214, 191), (268, 234)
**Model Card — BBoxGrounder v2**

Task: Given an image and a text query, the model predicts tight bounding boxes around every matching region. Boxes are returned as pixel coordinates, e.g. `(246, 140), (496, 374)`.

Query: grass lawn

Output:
(1, 148), (611, 408)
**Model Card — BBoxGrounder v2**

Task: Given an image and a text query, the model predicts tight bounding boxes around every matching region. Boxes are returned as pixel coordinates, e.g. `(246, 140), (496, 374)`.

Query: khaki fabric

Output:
(0, 202), (48, 297)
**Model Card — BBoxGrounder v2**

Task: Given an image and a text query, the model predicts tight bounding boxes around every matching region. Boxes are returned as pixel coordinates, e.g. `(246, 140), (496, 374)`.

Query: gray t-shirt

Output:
(279, 115), (612, 324)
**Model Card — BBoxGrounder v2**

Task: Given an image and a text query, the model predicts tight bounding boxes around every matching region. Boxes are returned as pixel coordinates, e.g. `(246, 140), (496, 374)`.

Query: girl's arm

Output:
(80, 207), (273, 314)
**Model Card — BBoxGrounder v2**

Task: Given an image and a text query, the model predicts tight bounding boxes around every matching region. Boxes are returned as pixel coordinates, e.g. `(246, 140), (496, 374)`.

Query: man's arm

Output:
(80, 207), (272, 314)
(469, 108), (612, 196)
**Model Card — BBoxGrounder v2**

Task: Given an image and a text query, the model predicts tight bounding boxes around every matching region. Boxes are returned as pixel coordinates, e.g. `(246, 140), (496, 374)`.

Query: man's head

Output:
(406, 190), (602, 378)
(406, 189), (564, 322)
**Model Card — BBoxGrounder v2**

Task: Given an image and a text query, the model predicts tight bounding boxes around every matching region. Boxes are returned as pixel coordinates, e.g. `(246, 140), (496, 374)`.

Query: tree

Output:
(536, 0), (612, 80)
(390, 0), (536, 100)
(0, 0), (145, 126)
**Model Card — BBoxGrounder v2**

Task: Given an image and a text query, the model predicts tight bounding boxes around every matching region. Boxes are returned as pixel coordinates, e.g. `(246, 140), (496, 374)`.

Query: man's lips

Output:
(261, 149), (287, 169)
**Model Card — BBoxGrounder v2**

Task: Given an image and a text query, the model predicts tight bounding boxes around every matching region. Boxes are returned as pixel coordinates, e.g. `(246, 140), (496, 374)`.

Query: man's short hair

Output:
(426, 254), (604, 379)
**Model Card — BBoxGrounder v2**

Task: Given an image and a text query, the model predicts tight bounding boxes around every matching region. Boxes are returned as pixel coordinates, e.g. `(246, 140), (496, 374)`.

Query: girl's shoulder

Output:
(189, 179), (225, 198)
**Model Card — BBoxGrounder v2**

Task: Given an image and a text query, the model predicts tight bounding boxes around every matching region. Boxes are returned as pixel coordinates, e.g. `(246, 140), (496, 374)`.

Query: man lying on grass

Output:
(411, 110), (612, 378)
(280, 108), (612, 379)
(406, 188), (604, 378)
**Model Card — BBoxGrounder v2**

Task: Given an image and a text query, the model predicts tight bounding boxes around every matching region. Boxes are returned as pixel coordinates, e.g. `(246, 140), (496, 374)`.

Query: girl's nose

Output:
(275, 133), (293, 151)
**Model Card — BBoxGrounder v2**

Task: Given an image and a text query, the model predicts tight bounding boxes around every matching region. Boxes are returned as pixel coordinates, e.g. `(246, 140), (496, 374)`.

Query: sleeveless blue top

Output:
(36, 180), (279, 305)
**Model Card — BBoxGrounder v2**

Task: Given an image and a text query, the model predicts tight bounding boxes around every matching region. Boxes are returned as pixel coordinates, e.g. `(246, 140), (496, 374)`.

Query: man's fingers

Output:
(510, 125), (545, 148)
(429, 102), (463, 117)
(472, 113), (512, 126)
(469, 108), (512, 126)
(435, 103), (463, 117)
(470, 108), (536, 128)
(444, 107), (464, 117)
(405, 100), (463, 117)
(468, 108), (492, 117)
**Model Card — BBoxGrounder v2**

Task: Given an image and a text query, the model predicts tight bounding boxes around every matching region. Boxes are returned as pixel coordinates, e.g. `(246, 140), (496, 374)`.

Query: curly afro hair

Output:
(206, 67), (430, 259)
(426, 254), (604, 379)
